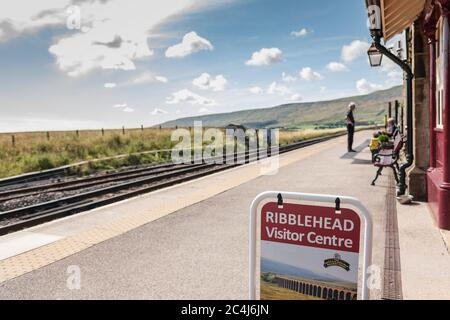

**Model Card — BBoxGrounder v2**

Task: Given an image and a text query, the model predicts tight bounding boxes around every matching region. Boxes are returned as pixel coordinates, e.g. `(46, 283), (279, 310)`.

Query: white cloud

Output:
(286, 94), (302, 102)
(49, 1), (201, 76)
(0, 1), (70, 42)
(381, 58), (403, 80)
(282, 72), (297, 82)
(192, 73), (227, 91)
(0, 1), (203, 76)
(128, 73), (169, 85)
(249, 86), (263, 94)
(155, 76), (169, 83)
(290, 28), (309, 38)
(326, 62), (349, 72)
(166, 89), (216, 106)
(320, 86), (327, 93)
(300, 67), (324, 81)
(386, 69), (403, 79)
(267, 82), (291, 96)
(113, 103), (134, 112)
(198, 107), (210, 114)
(104, 74), (169, 88)
(165, 31), (213, 58)
(341, 40), (370, 62)
(246, 48), (283, 66)
(131, 73), (154, 85)
(356, 78), (383, 94)
(1, 2), (236, 77)
(104, 83), (117, 88)
(150, 108), (168, 115)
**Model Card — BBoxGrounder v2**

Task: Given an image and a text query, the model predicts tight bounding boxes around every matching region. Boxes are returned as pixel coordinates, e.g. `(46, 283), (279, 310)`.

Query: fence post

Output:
(102, 128), (105, 136)
(141, 125), (144, 131)
(234, 135), (238, 164)
(11, 135), (15, 147)
(76, 130), (79, 138)
(256, 129), (260, 161)
(122, 126), (125, 135)
(223, 139), (226, 164)
(245, 136), (250, 164)
(46, 132), (50, 141)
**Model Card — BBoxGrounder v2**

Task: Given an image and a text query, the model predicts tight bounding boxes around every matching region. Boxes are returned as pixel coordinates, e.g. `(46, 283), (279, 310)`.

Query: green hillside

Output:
(160, 86), (403, 129)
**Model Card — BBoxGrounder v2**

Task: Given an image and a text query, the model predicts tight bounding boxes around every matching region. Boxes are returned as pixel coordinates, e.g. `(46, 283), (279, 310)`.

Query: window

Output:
(436, 18), (444, 129)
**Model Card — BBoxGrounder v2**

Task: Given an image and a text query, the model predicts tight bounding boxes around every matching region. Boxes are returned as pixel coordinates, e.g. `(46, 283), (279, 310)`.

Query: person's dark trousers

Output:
(347, 124), (355, 152)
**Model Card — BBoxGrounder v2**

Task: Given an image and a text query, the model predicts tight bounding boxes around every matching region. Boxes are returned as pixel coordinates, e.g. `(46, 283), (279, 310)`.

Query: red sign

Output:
(261, 202), (361, 253)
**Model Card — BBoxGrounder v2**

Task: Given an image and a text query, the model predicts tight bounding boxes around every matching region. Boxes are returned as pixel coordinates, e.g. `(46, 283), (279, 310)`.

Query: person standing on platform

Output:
(346, 102), (357, 153)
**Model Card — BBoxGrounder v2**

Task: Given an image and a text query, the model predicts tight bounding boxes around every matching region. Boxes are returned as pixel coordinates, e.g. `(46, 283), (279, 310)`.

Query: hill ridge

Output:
(159, 85), (403, 129)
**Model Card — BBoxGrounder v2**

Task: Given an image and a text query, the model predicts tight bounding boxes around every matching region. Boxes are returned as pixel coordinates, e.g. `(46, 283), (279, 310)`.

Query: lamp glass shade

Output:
(367, 43), (383, 67)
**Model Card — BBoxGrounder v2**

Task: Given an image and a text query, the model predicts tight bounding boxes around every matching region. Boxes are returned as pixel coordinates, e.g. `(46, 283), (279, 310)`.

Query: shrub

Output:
(125, 154), (142, 166)
(37, 143), (53, 153)
(37, 156), (55, 170)
(107, 135), (123, 150)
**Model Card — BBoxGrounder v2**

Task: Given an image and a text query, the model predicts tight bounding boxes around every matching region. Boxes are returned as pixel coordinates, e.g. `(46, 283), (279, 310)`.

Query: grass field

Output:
(0, 126), (361, 179)
(260, 281), (322, 300)
(278, 128), (346, 145)
(0, 128), (177, 178)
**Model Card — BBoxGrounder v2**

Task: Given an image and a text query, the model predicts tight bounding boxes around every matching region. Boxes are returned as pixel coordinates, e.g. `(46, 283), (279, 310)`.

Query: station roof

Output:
(381, 0), (426, 41)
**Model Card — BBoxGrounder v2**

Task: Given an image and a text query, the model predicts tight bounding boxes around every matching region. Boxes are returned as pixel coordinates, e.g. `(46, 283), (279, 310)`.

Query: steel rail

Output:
(0, 163), (201, 202)
(0, 163), (217, 221)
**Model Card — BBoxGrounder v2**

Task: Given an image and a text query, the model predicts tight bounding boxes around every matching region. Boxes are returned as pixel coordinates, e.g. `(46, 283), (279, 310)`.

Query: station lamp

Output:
(367, 42), (383, 67)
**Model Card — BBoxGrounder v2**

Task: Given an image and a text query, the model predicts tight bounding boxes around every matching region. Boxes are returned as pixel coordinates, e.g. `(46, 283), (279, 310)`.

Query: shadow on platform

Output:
(340, 139), (371, 161)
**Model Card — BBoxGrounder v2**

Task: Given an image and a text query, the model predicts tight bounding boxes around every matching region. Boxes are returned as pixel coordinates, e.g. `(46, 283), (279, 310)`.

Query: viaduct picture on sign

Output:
(275, 276), (357, 300)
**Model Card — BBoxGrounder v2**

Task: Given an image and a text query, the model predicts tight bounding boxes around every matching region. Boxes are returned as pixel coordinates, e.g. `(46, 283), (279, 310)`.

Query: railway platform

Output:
(0, 131), (448, 299)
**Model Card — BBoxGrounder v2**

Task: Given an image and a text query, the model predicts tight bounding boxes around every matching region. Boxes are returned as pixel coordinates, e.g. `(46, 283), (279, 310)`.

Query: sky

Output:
(0, 0), (404, 132)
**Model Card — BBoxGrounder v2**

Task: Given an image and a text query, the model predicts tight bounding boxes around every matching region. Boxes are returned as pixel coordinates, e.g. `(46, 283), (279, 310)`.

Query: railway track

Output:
(0, 163), (202, 202)
(0, 132), (347, 235)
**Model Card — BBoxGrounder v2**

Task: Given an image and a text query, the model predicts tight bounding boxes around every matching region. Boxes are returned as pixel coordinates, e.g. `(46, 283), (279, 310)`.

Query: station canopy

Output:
(381, 0), (426, 41)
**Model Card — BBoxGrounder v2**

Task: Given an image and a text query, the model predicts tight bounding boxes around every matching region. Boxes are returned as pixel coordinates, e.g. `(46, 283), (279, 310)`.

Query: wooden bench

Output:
(371, 134), (404, 186)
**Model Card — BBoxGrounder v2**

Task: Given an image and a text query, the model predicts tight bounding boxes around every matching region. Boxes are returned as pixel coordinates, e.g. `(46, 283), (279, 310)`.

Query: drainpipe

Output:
(373, 33), (414, 196)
